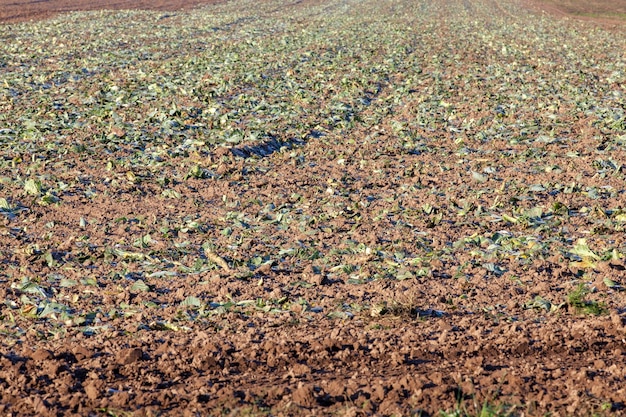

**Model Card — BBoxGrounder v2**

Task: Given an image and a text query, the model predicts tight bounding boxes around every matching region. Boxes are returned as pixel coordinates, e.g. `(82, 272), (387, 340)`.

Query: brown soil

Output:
(2, 0), (625, 25)
(0, 0), (224, 24)
(1, 0), (626, 416)
(522, 0), (626, 28)
(529, 0), (626, 18)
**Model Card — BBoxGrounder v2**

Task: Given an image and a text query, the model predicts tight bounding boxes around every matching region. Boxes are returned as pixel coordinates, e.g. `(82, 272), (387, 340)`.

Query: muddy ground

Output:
(1, 0), (626, 416)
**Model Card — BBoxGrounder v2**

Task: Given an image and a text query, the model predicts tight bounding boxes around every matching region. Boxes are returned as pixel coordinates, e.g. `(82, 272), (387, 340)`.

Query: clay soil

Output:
(1, 0), (626, 416)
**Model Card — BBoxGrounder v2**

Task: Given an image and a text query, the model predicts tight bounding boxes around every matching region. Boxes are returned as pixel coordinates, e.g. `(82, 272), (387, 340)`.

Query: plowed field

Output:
(1, 0), (626, 415)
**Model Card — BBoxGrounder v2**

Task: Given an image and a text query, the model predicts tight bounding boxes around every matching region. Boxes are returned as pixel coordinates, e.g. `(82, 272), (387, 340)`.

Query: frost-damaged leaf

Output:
(412, 309), (444, 318)
(126, 171), (138, 183)
(185, 165), (209, 180)
(20, 304), (38, 318)
(81, 326), (108, 336)
(396, 268), (414, 280)
(236, 299), (257, 307)
(205, 248), (231, 271)
(370, 303), (387, 317)
(43, 252), (57, 268)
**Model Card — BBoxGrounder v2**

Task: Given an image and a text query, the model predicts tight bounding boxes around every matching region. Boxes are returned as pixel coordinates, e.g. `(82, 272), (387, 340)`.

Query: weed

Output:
(567, 284), (608, 316)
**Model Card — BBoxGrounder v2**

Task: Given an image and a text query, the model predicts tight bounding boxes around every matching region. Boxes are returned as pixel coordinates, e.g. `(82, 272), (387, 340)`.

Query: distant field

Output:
(571, 0), (626, 15)
(533, 0), (626, 20)
(0, 0), (626, 24)
(0, 0), (223, 23)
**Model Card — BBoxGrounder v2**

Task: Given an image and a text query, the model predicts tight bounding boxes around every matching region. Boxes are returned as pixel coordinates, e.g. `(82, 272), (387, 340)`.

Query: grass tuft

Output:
(567, 284), (608, 316)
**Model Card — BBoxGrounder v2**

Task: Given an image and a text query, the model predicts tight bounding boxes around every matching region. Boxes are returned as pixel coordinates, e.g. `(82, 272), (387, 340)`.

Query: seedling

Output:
(567, 284), (608, 316)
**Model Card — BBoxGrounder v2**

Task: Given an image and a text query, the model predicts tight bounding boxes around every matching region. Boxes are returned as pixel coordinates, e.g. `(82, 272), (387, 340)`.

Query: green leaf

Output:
(112, 248), (146, 261)
(471, 171), (487, 183)
(37, 300), (71, 318)
(16, 279), (48, 298)
(483, 262), (506, 277)
(502, 214), (518, 224)
(81, 276), (98, 286)
(130, 279), (151, 292)
(148, 321), (187, 331)
(161, 189), (181, 199)
(24, 179), (42, 196)
(570, 238), (600, 261)
(525, 296), (551, 311)
(43, 251), (57, 267)
(147, 270), (177, 278)
(60, 278), (78, 288)
(180, 296), (202, 307)
(39, 193), (59, 206)
(133, 233), (154, 248)
(603, 277), (621, 289)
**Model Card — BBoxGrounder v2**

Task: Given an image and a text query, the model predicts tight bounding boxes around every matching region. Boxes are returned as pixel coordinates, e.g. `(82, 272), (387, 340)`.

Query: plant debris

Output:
(1, 0), (626, 415)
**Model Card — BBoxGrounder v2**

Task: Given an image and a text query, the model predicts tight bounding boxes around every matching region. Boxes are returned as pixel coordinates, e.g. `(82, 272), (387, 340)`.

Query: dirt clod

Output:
(30, 349), (53, 361)
(117, 348), (144, 365)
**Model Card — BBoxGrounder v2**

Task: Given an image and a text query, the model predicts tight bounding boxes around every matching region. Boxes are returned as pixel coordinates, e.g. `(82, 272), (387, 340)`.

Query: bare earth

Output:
(1, 0), (625, 24)
(1, 0), (626, 416)
(0, 0), (224, 24)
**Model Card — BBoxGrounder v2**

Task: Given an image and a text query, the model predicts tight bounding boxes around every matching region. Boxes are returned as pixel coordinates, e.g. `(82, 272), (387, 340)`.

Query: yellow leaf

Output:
(569, 260), (597, 270)
(502, 214), (518, 223)
(21, 304), (37, 317)
(206, 250), (231, 271)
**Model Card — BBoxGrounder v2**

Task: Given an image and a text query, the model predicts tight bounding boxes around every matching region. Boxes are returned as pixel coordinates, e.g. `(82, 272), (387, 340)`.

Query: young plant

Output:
(567, 284), (608, 316)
